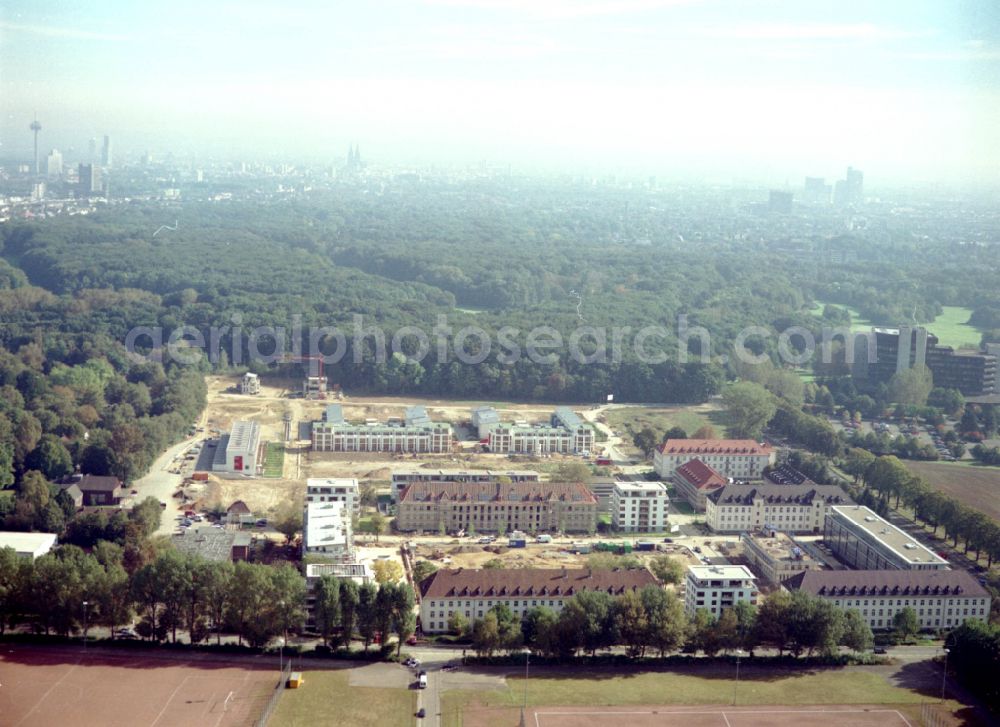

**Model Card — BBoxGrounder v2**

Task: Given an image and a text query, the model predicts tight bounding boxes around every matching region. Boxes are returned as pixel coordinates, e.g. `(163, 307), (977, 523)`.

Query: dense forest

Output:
(0, 181), (998, 496)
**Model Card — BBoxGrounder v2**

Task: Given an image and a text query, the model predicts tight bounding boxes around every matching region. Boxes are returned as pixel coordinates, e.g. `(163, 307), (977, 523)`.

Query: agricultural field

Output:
(904, 460), (1000, 523)
(441, 665), (964, 727)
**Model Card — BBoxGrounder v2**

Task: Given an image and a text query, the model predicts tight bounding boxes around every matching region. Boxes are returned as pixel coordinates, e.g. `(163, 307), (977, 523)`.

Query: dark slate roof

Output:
(708, 483), (851, 506)
(783, 569), (988, 598)
(77, 475), (123, 492)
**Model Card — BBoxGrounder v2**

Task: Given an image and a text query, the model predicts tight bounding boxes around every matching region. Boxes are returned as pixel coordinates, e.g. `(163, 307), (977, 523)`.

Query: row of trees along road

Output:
(842, 451), (1000, 566)
(0, 545), (417, 653)
(467, 586), (873, 660)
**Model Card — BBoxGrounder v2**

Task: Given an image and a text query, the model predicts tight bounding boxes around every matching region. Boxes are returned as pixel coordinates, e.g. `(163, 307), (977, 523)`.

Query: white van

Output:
(536, 534), (552, 543)
(418, 674), (428, 689)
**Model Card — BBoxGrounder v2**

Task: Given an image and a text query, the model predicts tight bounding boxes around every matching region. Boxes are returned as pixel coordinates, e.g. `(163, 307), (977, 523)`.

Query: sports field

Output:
(0, 646), (277, 727)
(262, 442), (285, 478)
(519, 706), (915, 727)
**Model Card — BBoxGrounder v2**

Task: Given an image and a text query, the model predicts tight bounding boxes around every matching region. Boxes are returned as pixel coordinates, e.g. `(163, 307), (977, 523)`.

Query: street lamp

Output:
(733, 649), (744, 705)
(82, 601), (89, 650)
(940, 648), (949, 703)
(518, 648), (531, 727)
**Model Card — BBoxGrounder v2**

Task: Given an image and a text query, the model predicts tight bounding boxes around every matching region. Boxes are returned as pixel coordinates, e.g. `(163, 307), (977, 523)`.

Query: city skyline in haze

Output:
(2, 0), (999, 185)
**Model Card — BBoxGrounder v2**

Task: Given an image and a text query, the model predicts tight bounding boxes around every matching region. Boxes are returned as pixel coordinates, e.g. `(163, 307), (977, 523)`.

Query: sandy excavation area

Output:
(411, 542), (701, 571)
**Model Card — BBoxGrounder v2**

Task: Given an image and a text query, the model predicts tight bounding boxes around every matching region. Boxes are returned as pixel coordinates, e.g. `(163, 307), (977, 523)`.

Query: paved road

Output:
(133, 434), (203, 537)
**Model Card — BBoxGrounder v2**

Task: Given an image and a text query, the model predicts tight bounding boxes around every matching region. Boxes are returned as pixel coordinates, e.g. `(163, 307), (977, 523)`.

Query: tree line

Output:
(463, 587), (873, 660)
(0, 544), (418, 654)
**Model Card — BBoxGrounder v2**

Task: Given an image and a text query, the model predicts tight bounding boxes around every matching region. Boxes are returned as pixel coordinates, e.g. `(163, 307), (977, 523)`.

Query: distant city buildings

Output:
(803, 176), (832, 204)
(78, 163), (101, 196)
(45, 149), (63, 177)
(833, 166), (863, 206)
(101, 134), (112, 167)
(768, 189), (793, 214)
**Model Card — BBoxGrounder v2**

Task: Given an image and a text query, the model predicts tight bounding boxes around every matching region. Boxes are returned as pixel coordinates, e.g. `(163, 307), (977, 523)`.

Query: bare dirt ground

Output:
(410, 542), (699, 571)
(903, 460), (1000, 523)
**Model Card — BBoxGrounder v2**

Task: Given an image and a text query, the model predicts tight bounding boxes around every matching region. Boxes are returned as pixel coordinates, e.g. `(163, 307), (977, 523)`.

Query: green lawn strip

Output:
(263, 442), (285, 478)
(270, 670), (416, 727)
(927, 306), (981, 349)
(442, 666), (930, 726)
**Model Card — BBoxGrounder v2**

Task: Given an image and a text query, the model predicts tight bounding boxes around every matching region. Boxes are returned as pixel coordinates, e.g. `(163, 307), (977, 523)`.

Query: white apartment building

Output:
(486, 407), (594, 455)
(785, 570), (991, 631)
(611, 481), (669, 533)
(654, 439), (775, 479)
(418, 567), (659, 633)
(706, 484), (851, 534)
(684, 565), (758, 618)
(311, 404), (453, 454)
(303, 501), (352, 561)
(239, 372), (261, 394)
(306, 478), (360, 515)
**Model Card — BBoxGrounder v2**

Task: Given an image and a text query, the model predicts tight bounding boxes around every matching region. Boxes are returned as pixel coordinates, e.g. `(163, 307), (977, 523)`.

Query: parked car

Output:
(416, 708), (426, 718)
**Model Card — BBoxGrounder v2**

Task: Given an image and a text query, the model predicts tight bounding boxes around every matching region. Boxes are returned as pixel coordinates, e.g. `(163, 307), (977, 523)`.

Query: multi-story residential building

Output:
(672, 459), (727, 511)
(824, 505), (950, 571)
(486, 407), (594, 455)
(611, 481), (669, 532)
(303, 501), (352, 561)
(390, 469), (540, 502)
(311, 404), (453, 453)
(418, 567), (659, 633)
(654, 439), (774, 479)
(212, 420), (261, 475)
(306, 478), (360, 515)
(784, 570), (990, 631)
(706, 483), (851, 534)
(471, 406), (501, 438)
(396, 481), (597, 534)
(239, 372), (261, 394)
(740, 530), (822, 586)
(305, 562), (372, 629)
(684, 565), (758, 618)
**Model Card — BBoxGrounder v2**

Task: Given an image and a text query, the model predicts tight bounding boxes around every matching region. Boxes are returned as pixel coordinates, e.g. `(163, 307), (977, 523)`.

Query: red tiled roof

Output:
(400, 481), (596, 505)
(419, 567), (659, 599)
(674, 459), (727, 490)
(657, 439), (774, 456)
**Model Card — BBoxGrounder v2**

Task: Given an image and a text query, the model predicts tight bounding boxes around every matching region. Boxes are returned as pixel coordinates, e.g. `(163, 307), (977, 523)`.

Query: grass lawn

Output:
(441, 666), (949, 727)
(605, 406), (727, 442)
(927, 306), (981, 349)
(262, 442), (285, 478)
(270, 670), (416, 727)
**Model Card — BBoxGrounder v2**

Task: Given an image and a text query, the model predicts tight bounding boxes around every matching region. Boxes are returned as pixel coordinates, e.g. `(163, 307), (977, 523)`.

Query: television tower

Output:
(29, 115), (42, 175)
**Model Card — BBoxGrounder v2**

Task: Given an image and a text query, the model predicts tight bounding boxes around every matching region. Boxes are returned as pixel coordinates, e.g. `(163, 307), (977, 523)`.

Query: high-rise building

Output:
(834, 166), (863, 206)
(101, 135), (112, 167)
(29, 117), (42, 175)
(78, 163), (101, 195)
(803, 176), (831, 204)
(88, 137), (97, 162)
(45, 149), (63, 177)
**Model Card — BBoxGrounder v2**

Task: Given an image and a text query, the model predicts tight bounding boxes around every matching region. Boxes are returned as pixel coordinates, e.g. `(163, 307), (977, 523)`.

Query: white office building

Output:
(611, 481), (669, 533)
(303, 501), (352, 561)
(684, 565), (758, 618)
(824, 505), (950, 571)
(212, 420), (260, 475)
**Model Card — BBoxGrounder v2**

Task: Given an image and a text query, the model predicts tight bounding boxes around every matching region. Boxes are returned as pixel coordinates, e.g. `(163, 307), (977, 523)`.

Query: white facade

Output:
(390, 469), (540, 502)
(654, 439), (774, 479)
(312, 417), (452, 453)
(306, 478), (360, 515)
(303, 501), (352, 560)
(239, 372), (261, 394)
(0, 531), (57, 560)
(684, 565), (758, 618)
(705, 484), (850, 534)
(611, 481), (669, 533)
(824, 505), (950, 571)
(214, 420), (260, 474)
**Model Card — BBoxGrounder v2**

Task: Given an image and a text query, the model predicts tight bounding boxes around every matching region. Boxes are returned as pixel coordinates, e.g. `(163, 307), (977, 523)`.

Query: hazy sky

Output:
(2, 0), (999, 183)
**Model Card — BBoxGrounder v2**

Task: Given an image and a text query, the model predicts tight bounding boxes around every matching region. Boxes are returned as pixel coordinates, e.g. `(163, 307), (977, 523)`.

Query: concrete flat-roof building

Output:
(306, 478), (360, 515)
(390, 469), (540, 502)
(305, 562), (374, 629)
(611, 481), (669, 532)
(471, 406), (501, 438)
(418, 567), (659, 633)
(304, 501), (352, 561)
(213, 420), (260, 475)
(684, 565), (758, 618)
(824, 505), (950, 571)
(740, 530), (822, 586)
(784, 569), (990, 631)
(0, 531), (57, 560)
